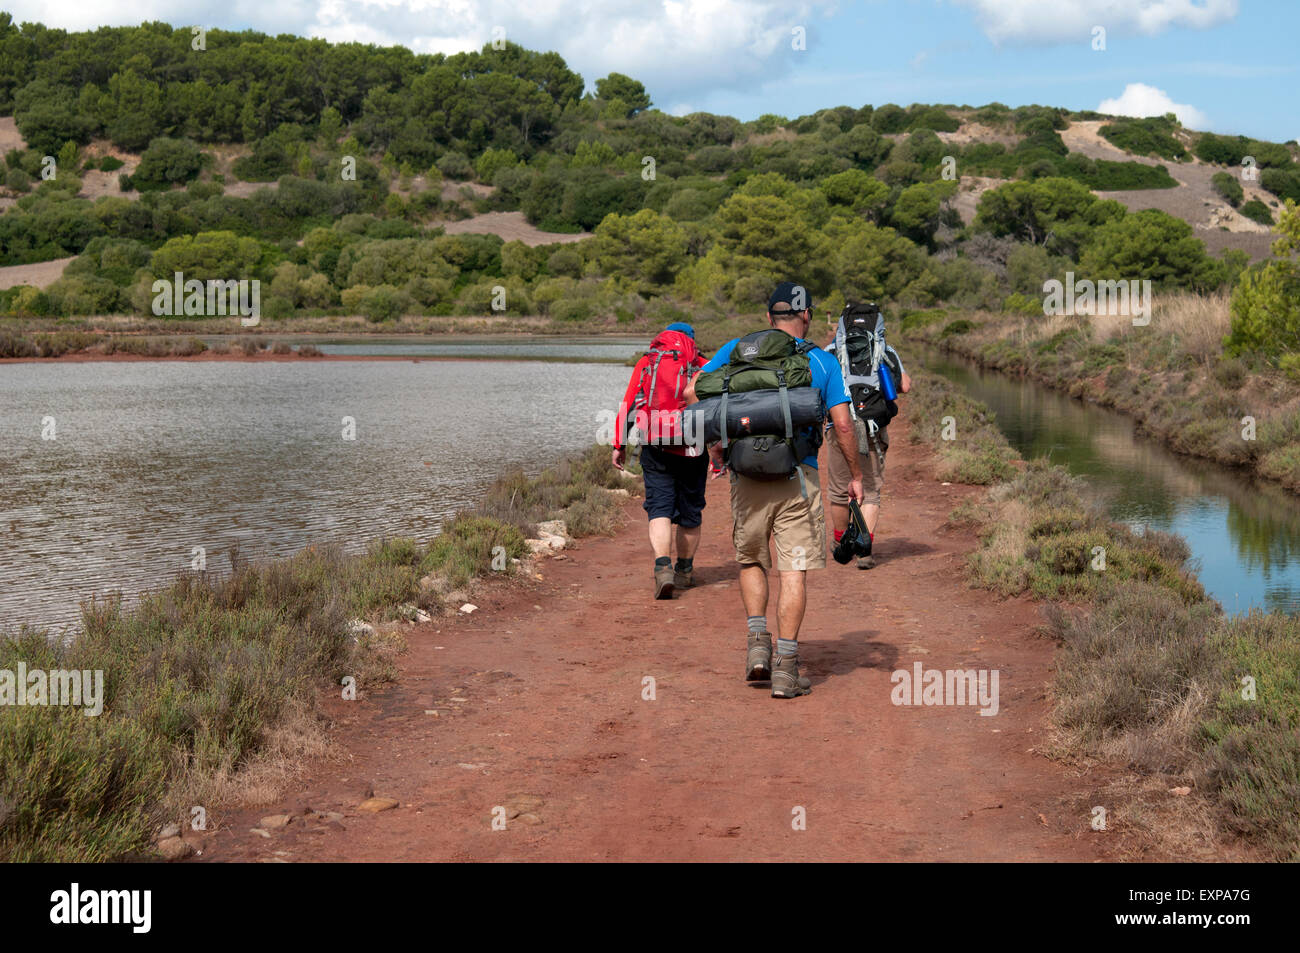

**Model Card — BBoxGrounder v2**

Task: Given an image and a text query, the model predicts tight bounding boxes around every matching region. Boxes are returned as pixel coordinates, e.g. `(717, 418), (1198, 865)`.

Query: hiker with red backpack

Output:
(612, 322), (710, 600)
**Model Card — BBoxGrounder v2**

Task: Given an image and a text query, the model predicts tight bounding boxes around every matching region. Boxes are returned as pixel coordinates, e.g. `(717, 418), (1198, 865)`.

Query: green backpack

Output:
(693, 328), (821, 481)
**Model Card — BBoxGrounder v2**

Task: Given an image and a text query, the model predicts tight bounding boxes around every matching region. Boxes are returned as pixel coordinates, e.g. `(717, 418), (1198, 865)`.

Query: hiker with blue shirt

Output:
(684, 282), (863, 699)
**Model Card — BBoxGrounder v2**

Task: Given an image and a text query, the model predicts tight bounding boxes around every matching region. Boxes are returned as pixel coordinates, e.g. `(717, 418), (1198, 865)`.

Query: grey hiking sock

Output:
(776, 638), (798, 657)
(747, 616), (767, 635)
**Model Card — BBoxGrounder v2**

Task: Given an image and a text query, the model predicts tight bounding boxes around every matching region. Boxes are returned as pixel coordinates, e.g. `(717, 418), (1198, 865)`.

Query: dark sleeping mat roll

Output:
(681, 388), (826, 445)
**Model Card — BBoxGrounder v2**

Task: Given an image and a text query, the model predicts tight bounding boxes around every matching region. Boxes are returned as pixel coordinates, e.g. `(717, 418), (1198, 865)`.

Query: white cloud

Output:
(5, 1), (836, 105)
(954, 0), (1238, 45)
(1097, 82), (1209, 128)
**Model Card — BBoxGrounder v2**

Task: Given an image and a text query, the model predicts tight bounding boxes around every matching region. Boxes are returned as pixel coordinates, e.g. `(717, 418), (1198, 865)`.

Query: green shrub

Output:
(1261, 168), (1300, 204)
(1058, 155), (1177, 190)
(1196, 133), (1293, 169)
(4, 167), (32, 192)
(1099, 118), (1187, 160)
(130, 137), (204, 191)
(436, 151), (474, 180)
(1240, 200), (1274, 225)
(898, 308), (948, 332)
(1002, 293), (1042, 316)
(1213, 357), (1247, 390)
(1226, 200), (1300, 356)
(1201, 611), (1300, 859)
(1211, 172), (1244, 207)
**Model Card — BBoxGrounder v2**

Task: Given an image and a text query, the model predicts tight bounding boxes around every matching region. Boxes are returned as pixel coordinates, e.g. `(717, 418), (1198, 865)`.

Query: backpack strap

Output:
(643, 349), (670, 411)
(776, 368), (794, 440)
(719, 368), (732, 451)
(792, 464), (809, 500)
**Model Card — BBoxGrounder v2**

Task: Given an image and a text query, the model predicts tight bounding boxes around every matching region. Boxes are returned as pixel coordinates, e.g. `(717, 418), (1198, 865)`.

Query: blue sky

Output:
(699, 0), (1298, 143)
(10, 0), (1298, 143)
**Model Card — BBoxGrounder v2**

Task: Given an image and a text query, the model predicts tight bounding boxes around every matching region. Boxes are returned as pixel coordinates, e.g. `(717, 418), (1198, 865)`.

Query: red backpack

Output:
(619, 329), (702, 451)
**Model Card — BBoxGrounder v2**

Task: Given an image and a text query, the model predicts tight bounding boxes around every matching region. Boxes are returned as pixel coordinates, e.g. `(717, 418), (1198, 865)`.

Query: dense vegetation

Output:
(5, 17), (1294, 331)
(0, 18), (1297, 388)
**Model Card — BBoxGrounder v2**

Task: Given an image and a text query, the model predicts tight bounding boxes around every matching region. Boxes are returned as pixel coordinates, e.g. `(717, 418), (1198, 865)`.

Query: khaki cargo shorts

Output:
(827, 419), (887, 507)
(729, 464), (827, 571)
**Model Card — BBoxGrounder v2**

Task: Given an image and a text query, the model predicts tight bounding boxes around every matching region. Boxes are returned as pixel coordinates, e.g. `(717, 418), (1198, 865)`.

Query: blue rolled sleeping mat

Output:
(680, 388), (827, 448)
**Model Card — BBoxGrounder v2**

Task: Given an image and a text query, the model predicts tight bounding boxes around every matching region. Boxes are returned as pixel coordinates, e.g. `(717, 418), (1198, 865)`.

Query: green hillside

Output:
(0, 15), (1296, 349)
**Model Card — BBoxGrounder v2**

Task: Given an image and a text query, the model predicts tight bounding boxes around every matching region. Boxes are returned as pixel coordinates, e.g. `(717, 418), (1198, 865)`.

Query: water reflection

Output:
(0, 356), (628, 630)
(917, 347), (1300, 615)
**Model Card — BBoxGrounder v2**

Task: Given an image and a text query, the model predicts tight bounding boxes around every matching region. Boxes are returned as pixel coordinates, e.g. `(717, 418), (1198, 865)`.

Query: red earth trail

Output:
(197, 412), (1126, 862)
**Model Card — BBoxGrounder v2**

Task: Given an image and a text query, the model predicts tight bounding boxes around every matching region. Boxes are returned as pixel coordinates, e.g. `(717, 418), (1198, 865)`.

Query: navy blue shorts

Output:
(640, 446), (709, 528)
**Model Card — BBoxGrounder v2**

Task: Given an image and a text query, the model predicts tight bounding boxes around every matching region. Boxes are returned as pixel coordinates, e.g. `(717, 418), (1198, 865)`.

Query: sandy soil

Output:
(937, 122), (1020, 149)
(188, 413), (1143, 863)
(440, 180), (493, 201)
(0, 117), (24, 211)
(0, 116), (24, 153)
(954, 175), (1009, 226)
(222, 180), (280, 198)
(1063, 121), (1280, 259)
(0, 257), (75, 290)
(439, 210), (590, 246)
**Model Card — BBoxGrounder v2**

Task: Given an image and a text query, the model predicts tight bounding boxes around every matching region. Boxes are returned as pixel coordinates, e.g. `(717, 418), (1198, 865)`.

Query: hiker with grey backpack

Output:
(824, 302), (912, 569)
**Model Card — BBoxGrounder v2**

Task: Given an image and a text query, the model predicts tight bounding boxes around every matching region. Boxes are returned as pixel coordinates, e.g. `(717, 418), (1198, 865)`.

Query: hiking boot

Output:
(856, 554), (877, 570)
(771, 653), (812, 698)
(746, 631), (772, 681)
(673, 567), (696, 590)
(654, 565), (675, 600)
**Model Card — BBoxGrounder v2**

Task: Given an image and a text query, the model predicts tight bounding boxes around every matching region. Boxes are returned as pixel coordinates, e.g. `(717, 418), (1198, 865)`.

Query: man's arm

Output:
(684, 369), (729, 476)
(889, 347), (911, 395)
(611, 357), (648, 470)
(683, 370), (700, 405)
(828, 402), (864, 502)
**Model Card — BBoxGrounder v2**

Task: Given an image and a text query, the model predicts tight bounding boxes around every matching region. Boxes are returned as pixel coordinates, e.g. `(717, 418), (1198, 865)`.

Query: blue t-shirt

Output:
(699, 336), (850, 469)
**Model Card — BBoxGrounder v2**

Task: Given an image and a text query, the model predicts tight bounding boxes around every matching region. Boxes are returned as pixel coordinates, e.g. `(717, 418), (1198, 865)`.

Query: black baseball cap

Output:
(767, 281), (812, 313)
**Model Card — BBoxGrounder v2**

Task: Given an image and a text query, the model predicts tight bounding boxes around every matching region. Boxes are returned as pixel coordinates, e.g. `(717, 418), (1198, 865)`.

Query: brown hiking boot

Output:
(673, 567), (695, 590)
(771, 653), (812, 698)
(654, 564), (675, 600)
(746, 631), (772, 681)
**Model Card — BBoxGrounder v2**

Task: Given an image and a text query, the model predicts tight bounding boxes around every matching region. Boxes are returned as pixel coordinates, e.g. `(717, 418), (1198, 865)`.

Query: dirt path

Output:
(197, 413), (1121, 862)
